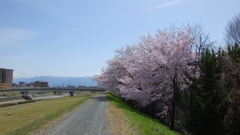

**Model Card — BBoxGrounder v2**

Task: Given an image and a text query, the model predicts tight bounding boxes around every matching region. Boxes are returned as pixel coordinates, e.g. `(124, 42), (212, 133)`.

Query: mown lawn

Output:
(0, 92), (95, 135)
(106, 92), (180, 135)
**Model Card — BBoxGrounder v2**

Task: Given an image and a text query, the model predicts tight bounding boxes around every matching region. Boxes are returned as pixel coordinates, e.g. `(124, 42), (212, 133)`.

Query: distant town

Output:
(0, 68), (97, 90)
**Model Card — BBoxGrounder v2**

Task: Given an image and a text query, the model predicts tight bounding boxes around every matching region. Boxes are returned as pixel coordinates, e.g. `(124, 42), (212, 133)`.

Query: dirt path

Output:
(42, 94), (109, 135)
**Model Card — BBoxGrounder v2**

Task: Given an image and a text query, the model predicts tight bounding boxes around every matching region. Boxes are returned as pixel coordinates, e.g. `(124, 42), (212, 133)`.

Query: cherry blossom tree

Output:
(93, 27), (196, 129)
(93, 46), (135, 94)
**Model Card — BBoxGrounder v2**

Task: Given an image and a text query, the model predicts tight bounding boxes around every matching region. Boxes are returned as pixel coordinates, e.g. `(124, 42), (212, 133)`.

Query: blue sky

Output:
(0, 0), (239, 78)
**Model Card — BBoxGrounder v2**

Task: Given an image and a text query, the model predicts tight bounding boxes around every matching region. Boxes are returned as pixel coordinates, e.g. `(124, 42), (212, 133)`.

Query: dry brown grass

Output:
(106, 102), (139, 135)
(0, 95), (92, 135)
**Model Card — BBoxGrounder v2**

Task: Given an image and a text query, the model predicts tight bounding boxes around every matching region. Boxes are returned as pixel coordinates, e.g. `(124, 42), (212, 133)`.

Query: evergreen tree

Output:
(186, 49), (223, 135)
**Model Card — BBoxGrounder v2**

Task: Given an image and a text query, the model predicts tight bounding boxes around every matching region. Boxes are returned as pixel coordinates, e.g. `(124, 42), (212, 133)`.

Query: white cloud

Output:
(62, 71), (101, 77)
(0, 28), (36, 46)
(145, 0), (183, 12)
(84, 73), (100, 77)
(14, 70), (37, 78)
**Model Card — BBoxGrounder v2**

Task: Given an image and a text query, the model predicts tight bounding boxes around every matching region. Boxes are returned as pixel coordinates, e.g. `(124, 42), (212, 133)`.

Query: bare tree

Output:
(219, 48), (240, 134)
(225, 13), (240, 45)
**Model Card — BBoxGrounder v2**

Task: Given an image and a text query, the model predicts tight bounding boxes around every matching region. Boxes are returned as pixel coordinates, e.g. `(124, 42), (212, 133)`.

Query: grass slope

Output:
(0, 92), (95, 135)
(106, 92), (180, 135)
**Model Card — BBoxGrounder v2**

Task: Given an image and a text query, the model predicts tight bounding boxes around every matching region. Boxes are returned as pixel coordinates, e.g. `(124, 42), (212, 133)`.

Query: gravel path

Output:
(42, 94), (110, 135)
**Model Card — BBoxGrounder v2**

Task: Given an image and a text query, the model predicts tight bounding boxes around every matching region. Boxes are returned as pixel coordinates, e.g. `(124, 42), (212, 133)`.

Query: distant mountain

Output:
(13, 76), (97, 87)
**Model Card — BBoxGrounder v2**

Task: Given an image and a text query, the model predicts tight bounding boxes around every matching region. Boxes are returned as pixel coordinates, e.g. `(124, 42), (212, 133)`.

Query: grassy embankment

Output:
(0, 92), (96, 135)
(106, 92), (180, 135)
(0, 91), (47, 97)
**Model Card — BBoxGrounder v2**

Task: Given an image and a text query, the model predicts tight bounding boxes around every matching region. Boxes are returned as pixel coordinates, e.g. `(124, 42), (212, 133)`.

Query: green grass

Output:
(106, 92), (180, 135)
(0, 92), (96, 135)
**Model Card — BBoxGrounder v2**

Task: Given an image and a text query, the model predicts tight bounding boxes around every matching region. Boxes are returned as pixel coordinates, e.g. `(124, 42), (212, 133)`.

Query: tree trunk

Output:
(170, 94), (175, 130)
(170, 75), (178, 130)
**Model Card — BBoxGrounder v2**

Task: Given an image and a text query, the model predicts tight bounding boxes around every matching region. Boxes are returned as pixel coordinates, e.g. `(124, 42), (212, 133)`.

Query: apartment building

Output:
(0, 68), (13, 85)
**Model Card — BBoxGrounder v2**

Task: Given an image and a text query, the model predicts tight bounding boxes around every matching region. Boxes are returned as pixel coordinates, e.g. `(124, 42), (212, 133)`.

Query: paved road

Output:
(42, 94), (110, 135)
